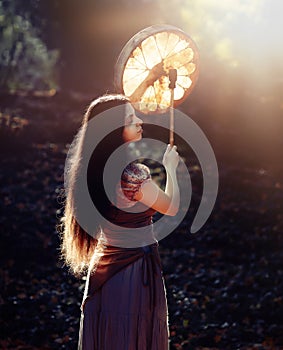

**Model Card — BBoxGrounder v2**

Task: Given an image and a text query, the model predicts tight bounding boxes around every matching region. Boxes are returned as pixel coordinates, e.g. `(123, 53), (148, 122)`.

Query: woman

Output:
(60, 94), (180, 349)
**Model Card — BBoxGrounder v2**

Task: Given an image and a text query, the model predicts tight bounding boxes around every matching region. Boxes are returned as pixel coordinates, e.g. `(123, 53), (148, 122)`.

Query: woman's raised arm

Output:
(134, 145), (180, 216)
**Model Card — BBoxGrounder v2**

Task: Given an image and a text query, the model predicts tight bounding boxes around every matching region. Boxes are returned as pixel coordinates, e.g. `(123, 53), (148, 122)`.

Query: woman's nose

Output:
(135, 116), (143, 126)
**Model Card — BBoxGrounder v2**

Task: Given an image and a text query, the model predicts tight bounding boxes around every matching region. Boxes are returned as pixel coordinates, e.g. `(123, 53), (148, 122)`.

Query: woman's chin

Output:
(133, 134), (142, 142)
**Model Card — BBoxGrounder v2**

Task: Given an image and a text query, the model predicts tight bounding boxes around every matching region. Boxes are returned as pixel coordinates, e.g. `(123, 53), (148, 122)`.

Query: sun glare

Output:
(178, 0), (282, 68)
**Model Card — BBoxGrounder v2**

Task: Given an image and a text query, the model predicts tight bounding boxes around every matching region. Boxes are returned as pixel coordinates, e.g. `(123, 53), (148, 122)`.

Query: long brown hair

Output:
(59, 94), (129, 276)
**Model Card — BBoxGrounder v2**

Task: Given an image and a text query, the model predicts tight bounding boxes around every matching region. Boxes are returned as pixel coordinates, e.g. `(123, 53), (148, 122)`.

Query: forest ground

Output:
(0, 93), (282, 350)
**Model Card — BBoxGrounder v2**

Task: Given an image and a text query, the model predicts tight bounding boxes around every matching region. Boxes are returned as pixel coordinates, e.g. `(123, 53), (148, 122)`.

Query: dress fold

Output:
(78, 245), (169, 350)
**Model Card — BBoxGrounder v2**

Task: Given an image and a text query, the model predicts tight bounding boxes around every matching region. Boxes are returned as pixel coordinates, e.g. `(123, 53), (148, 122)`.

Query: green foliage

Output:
(0, 1), (59, 91)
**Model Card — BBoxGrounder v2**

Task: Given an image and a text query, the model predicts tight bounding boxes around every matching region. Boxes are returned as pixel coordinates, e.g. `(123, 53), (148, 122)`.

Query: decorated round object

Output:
(115, 24), (200, 114)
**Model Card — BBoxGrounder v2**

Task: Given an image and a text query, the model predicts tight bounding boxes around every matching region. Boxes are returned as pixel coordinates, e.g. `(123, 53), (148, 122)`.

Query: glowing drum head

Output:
(115, 24), (200, 114)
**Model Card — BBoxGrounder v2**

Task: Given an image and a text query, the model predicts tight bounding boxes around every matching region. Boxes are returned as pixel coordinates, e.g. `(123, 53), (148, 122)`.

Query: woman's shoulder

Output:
(122, 162), (151, 183)
(119, 162), (151, 203)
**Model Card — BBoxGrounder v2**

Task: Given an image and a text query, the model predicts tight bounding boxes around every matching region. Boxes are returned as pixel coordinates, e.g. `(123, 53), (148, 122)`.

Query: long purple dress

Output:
(78, 163), (169, 349)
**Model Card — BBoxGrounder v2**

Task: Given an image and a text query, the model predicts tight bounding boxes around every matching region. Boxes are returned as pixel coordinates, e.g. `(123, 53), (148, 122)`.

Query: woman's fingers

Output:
(163, 144), (179, 169)
(167, 144), (177, 151)
(165, 145), (179, 158)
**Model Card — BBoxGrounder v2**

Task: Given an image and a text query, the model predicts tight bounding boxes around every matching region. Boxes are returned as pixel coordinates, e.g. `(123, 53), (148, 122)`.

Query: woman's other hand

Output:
(162, 144), (179, 171)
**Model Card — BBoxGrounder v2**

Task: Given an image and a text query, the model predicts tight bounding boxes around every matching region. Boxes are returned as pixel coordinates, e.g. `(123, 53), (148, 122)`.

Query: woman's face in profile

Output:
(122, 103), (143, 143)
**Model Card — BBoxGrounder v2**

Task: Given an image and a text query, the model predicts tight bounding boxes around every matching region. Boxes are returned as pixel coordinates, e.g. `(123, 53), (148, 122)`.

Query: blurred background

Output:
(0, 0), (282, 349)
